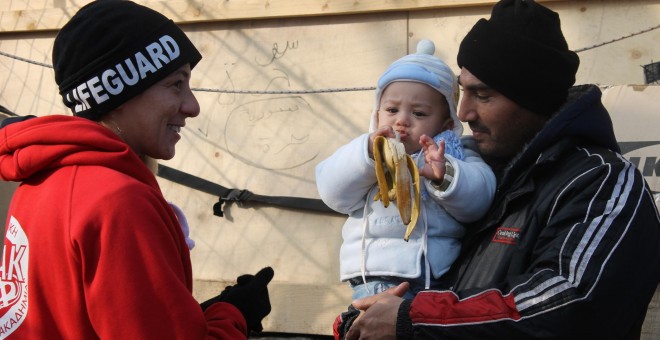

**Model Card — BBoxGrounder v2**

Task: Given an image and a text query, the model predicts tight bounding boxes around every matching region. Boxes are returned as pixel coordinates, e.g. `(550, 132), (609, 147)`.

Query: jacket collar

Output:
(497, 84), (618, 190)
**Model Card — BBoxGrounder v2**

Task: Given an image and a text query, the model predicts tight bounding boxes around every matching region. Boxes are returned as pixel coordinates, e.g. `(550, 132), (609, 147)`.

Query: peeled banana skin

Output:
(373, 135), (421, 241)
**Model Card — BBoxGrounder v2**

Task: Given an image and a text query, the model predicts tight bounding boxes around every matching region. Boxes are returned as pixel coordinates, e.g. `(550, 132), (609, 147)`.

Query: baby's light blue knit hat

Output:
(369, 39), (462, 137)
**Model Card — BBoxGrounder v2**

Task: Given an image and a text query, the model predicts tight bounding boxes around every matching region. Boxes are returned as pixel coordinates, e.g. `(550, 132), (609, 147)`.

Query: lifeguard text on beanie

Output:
(52, 0), (202, 121)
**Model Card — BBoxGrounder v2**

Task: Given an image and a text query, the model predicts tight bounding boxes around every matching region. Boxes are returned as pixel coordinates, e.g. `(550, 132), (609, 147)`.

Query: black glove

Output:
(200, 267), (274, 333)
(200, 274), (252, 311)
(335, 305), (362, 340)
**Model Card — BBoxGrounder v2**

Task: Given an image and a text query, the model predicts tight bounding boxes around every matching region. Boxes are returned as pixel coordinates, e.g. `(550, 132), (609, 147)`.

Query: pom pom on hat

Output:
(369, 39), (462, 136)
(457, 0), (579, 115)
(53, 0), (202, 120)
(416, 39), (436, 55)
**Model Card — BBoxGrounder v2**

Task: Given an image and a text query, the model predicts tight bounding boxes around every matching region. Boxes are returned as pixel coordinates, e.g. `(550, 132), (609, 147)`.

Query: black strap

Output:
(157, 164), (342, 217)
(0, 114), (35, 128)
(0, 104), (18, 116)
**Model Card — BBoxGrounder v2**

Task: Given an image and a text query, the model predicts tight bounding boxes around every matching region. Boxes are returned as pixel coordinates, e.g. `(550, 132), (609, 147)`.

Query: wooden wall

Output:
(1, 0), (659, 336)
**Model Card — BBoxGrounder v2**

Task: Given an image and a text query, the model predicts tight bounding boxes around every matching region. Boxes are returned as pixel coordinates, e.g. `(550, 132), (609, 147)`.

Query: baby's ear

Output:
(442, 116), (455, 132)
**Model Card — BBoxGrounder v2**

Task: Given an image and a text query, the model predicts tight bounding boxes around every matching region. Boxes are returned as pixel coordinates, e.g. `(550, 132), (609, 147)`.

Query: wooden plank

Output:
(0, 0), (568, 33)
(642, 285), (660, 340)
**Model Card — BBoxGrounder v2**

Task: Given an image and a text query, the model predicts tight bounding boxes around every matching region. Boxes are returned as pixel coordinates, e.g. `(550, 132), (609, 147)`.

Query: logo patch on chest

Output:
(492, 227), (521, 245)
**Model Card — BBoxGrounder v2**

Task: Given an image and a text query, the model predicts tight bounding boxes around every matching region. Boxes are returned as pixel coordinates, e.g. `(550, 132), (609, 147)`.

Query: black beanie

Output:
(53, 0), (202, 120)
(457, 0), (579, 115)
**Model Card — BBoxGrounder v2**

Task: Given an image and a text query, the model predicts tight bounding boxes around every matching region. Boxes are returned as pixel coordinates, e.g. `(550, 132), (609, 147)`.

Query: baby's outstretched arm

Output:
(418, 134), (446, 182)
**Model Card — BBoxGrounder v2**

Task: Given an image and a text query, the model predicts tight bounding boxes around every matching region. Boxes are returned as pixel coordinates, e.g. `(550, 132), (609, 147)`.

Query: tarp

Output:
(602, 85), (660, 194)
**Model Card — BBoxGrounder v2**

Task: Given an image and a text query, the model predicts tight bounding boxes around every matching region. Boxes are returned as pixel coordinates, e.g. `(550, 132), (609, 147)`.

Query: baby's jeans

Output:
(348, 271), (442, 300)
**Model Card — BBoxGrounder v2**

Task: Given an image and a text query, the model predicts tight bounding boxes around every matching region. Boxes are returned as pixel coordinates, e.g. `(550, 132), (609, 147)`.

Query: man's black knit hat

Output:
(53, 0), (202, 120)
(457, 0), (580, 115)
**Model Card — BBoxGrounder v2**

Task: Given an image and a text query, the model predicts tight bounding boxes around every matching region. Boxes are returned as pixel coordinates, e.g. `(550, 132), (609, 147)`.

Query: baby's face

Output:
(377, 81), (453, 154)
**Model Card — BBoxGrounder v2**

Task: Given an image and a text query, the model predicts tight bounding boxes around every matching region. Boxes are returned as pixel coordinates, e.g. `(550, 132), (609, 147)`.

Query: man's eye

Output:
(475, 92), (490, 101)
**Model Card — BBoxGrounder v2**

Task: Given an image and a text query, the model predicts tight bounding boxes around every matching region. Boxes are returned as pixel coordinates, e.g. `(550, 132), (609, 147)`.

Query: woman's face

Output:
(102, 64), (199, 160)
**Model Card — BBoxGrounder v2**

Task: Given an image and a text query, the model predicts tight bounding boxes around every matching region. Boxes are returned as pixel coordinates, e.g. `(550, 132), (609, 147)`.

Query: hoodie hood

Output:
(532, 84), (619, 154)
(501, 84), (620, 185)
(0, 115), (157, 187)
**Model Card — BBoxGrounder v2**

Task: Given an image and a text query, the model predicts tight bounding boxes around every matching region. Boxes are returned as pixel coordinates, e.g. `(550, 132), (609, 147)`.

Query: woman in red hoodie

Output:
(0, 1), (273, 339)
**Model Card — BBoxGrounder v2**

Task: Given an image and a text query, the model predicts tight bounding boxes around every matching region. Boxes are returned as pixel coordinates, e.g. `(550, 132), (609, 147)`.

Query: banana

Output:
(373, 133), (421, 241)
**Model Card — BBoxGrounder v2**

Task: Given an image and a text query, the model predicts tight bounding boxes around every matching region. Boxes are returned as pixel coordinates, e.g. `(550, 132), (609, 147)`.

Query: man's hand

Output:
(345, 282), (409, 340)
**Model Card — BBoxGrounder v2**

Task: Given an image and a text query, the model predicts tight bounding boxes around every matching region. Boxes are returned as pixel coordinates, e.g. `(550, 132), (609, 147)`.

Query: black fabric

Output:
(200, 274), (254, 310)
(156, 164), (342, 216)
(201, 267), (274, 334)
(396, 299), (414, 339)
(157, 164), (230, 197)
(335, 305), (362, 340)
(0, 104), (17, 116)
(0, 115), (36, 128)
(52, 0), (202, 120)
(457, 0), (579, 115)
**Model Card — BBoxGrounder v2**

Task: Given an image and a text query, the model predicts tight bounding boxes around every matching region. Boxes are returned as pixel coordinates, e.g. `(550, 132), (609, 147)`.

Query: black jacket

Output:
(397, 85), (660, 339)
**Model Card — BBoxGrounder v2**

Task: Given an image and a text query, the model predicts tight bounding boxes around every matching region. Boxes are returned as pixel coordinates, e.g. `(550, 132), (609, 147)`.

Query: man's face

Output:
(457, 67), (548, 165)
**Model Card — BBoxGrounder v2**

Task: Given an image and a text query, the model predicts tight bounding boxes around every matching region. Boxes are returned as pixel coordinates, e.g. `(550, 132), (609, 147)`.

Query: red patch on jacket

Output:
(492, 227), (520, 245)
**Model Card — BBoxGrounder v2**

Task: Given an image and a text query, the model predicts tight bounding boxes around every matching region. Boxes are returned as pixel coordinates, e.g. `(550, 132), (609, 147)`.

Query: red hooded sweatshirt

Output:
(0, 115), (247, 339)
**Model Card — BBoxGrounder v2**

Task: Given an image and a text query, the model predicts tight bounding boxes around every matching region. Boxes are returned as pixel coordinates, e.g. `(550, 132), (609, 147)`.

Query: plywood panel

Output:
(1, 1), (659, 336)
(0, 0), (567, 32)
(193, 279), (353, 335)
(602, 85), (660, 194)
(0, 33), (60, 117)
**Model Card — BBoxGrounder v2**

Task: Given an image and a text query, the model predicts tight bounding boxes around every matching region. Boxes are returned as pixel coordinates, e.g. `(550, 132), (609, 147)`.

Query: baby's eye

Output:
(385, 107), (399, 114)
(412, 111), (427, 117)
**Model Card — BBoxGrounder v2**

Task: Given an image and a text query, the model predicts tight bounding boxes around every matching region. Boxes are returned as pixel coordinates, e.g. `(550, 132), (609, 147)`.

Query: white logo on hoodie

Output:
(0, 216), (29, 338)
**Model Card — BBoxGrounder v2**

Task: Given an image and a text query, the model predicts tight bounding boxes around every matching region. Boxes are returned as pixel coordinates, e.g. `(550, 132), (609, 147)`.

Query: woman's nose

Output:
(181, 88), (200, 118)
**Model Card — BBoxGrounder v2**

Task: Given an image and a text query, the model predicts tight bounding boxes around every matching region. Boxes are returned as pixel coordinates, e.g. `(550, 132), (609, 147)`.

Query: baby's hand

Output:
(419, 134), (446, 181)
(368, 126), (395, 159)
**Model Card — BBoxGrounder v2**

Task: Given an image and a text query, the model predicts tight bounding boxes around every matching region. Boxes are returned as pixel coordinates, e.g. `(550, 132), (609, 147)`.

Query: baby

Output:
(316, 39), (496, 299)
